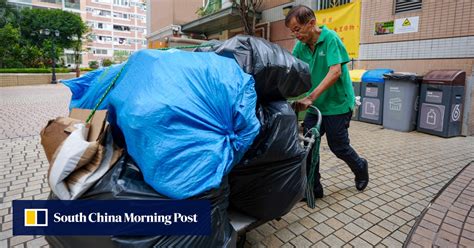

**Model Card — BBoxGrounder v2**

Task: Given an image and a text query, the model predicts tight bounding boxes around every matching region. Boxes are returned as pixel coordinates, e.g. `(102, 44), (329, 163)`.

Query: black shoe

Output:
(355, 158), (369, 191)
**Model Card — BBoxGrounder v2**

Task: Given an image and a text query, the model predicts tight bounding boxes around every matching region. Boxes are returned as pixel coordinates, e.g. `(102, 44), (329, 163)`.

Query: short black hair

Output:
(285, 5), (316, 26)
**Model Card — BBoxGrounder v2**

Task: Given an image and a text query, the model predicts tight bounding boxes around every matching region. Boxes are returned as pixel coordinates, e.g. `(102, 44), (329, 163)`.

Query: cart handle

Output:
(307, 106), (322, 129)
(289, 101), (322, 130)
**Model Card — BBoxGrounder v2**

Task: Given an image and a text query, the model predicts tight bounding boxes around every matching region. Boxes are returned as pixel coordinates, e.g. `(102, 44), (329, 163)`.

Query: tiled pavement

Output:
(0, 84), (473, 247)
(405, 161), (474, 248)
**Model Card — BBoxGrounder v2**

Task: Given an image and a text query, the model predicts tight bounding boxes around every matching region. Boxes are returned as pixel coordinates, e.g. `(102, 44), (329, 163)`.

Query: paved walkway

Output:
(405, 162), (474, 248)
(0, 84), (473, 247)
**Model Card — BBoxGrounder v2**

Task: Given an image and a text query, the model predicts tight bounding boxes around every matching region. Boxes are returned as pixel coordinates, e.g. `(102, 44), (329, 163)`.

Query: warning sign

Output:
(394, 16), (419, 34)
(402, 18), (411, 26)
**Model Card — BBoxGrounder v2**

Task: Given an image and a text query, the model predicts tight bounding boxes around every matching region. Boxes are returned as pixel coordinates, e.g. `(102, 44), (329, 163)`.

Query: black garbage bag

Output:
(46, 153), (235, 248)
(229, 101), (307, 221)
(212, 35), (311, 102)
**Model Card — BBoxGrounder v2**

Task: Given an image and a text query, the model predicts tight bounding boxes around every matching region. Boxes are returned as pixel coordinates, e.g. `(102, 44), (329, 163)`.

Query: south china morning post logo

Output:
(24, 209), (48, 227)
(13, 200), (211, 235)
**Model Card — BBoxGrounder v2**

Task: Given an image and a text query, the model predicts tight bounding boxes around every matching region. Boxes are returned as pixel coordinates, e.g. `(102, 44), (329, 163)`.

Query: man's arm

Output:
(297, 63), (342, 109)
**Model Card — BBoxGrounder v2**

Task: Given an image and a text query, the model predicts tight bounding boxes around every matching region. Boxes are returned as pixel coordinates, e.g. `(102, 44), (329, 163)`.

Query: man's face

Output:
(287, 17), (315, 43)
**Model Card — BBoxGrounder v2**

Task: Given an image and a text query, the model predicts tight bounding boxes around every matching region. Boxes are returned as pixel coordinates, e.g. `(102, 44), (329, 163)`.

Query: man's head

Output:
(285, 5), (317, 44)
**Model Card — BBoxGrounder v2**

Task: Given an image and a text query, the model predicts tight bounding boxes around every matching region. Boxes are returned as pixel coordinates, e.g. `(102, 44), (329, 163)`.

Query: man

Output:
(285, 5), (368, 198)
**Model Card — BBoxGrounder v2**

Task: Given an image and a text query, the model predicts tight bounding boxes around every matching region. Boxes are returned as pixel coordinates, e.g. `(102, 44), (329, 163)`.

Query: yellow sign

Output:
(315, 0), (361, 58)
(402, 18), (411, 26)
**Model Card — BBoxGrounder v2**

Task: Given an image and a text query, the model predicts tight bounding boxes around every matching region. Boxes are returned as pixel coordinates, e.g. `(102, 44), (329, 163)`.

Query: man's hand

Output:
(294, 96), (314, 112)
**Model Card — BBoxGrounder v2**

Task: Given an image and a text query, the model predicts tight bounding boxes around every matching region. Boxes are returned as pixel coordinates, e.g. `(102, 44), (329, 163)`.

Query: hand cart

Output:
(229, 104), (322, 248)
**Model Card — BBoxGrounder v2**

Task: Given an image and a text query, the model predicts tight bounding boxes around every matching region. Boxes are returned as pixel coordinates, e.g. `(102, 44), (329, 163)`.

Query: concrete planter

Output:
(0, 73), (78, 87)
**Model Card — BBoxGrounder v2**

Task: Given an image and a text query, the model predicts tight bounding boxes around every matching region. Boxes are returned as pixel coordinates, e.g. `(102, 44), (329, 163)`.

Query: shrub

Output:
(89, 60), (99, 69)
(102, 58), (113, 67)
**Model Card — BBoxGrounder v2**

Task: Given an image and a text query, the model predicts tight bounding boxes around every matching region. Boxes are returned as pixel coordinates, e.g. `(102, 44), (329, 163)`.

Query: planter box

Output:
(0, 73), (78, 87)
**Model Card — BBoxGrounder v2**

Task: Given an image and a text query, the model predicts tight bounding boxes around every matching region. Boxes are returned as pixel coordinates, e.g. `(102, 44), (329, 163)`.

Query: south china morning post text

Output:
(13, 200), (211, 235)
(53, 212), (198, 225)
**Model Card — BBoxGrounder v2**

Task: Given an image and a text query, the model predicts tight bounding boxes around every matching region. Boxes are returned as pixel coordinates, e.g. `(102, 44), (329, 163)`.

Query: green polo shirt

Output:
(292, 25), (354, 116)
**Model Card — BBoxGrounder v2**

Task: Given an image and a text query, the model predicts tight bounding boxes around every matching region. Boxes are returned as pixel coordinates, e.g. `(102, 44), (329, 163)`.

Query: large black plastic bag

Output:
(213, 35), (312, 102)
(229, 101), (307, 221)
(46, 154), (235, 248)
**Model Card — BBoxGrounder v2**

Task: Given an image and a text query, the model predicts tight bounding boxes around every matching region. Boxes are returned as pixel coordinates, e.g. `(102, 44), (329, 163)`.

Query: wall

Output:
(149, 0), (202, 32)
(0, 73), (78, 87)
(358, 0), (474, 77)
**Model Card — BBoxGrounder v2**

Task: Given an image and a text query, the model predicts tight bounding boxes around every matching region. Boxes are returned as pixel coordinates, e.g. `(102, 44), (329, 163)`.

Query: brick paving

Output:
(405, 161), (474, 248)
(0, 84), (473, 247)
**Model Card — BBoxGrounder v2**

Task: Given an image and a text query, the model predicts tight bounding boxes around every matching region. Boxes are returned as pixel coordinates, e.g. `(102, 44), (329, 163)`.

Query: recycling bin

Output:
(417, 70), (466, 137)
(349, 70), (366, 121)
(359, 69), (394, 125)
(382, 72), (422, 132)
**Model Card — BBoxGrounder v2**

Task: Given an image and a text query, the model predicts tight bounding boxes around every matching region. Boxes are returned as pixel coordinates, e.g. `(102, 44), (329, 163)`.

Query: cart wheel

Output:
(236, 233), (247, 248)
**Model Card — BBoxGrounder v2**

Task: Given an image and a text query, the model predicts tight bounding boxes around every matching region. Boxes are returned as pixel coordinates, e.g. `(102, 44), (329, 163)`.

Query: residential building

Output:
(8, 0), (147, 67)
(147, 0), (474, 135)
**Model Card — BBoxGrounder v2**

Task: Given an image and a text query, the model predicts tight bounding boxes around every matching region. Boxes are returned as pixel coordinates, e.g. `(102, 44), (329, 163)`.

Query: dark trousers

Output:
(303, 111), (365, 186)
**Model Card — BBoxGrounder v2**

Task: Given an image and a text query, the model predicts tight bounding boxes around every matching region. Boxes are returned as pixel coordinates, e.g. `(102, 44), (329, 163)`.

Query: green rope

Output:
(85, 64), (127, 124)
(305, 126), (321, 209)
(155, 43), (215, 50)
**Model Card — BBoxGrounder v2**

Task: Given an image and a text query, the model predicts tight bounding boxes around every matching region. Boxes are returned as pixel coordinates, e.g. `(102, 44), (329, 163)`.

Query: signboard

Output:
(375, 21), (394, 35)
(394, 16), (419, 34)
(315, 0), (361, 58)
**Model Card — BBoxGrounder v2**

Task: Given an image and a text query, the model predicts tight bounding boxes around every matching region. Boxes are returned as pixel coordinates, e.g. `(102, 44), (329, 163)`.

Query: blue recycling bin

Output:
(359, 69), (394, 125)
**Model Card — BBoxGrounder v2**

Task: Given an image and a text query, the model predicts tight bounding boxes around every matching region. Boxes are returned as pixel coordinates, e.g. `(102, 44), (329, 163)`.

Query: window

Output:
(394, 0), (422, 14)
(114, 50), (131, 56)
(92, 22), (112, 30)
(65, 0), (80, 10)
(93, 49), (109, 55)
(130, 0), (146, 10)
(113, 12), (129, 19)
(40, 0), (60, 4)
(94, 0), (111, 4)
(65, 54), (82, 65)
(97, 36), (112, 42)
(317, 0), (351, 10)
(93, 9), (112, 17)
(114, 0), (129, 7)
(113, 24), (131, 31)
(114, 37), (129, 45)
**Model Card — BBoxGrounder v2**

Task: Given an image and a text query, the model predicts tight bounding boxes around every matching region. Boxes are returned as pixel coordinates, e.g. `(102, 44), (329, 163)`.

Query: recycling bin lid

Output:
(361, 69), (394, 83)
(383, 72), (423, 82)
(423, 70), (466, 85)
(349, 70), (367, 83)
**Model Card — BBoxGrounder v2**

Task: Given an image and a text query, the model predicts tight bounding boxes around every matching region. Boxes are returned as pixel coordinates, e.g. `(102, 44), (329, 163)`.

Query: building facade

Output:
(147, 0), (473, 135)
(145, 0), (474, 76)
(8, 0), (147, 67)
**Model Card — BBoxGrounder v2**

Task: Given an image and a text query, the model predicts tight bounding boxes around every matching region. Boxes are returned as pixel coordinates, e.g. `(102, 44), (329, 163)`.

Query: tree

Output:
(232, 0), (263, 35)
(0, 23), (22, 68)
(18, 8), (88, 68)
(0, 0), (19, 28)
(113, 50), (130, 63)
(71, 25), (92, 76)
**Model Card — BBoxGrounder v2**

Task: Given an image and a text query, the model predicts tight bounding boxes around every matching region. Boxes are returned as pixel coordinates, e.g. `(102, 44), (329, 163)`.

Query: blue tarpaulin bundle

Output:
(89, 49), (260, 199)
(62, 64), (125, 110)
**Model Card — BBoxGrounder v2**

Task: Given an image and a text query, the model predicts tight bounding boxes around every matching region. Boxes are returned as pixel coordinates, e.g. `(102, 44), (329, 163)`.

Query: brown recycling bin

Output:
(417, 70), (465, 137)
